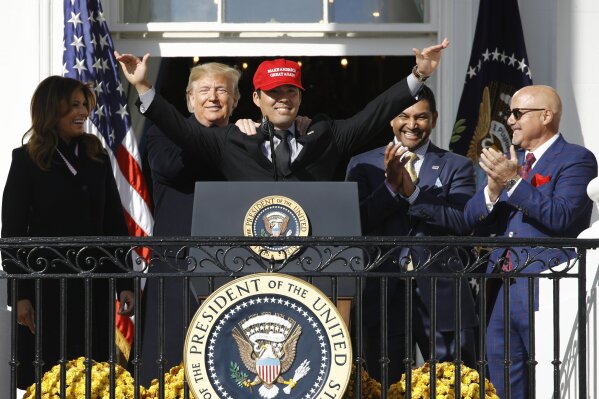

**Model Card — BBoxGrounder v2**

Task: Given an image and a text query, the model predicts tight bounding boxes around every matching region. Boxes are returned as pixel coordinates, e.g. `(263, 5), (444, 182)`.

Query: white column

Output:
(537, 177), (599, 398)
(0, 1), (63, 394)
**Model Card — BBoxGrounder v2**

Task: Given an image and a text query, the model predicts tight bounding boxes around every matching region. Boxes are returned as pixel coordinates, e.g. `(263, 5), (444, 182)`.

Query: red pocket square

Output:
(531, 173), (551, 187)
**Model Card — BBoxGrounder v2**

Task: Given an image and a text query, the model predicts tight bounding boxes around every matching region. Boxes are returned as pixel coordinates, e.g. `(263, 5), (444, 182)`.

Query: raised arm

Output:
(413, 37), (450, 78)
(114, 51), (152, 95)
(115, 51), (224, 166)
(329, 38), (451, 154)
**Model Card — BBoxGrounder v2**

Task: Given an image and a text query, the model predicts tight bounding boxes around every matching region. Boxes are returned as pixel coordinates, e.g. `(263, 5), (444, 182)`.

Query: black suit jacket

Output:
(146, 116), (224, 237)
(346, 143), (478, 331)
(141, 78), (417, 181)
(1, 141), (130, 387)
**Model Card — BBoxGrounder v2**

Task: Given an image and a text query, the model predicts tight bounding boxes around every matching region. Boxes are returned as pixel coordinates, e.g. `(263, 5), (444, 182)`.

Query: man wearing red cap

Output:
(115, 38), (448, 181)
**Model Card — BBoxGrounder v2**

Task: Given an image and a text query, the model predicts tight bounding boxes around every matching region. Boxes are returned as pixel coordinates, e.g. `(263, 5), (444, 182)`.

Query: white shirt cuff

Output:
(407, 74), (424, 98)
(139, 88), (156, 114)
(404, 185), (420, 204)
(484, 185), (499, 211)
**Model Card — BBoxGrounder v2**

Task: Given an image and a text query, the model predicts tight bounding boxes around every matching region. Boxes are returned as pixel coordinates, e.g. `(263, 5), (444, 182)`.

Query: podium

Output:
(189, 181), (363, 322)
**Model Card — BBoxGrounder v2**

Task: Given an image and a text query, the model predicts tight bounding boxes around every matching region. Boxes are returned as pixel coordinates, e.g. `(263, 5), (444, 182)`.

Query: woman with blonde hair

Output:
(1, 75), (134, 389)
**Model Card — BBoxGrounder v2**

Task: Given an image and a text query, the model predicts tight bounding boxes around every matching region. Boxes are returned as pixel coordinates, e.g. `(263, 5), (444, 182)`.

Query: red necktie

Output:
(519, 152), (536, 180)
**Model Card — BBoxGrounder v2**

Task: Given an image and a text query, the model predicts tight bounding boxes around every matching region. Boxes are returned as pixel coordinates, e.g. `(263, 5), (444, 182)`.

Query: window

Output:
(121, 0), (427, 23)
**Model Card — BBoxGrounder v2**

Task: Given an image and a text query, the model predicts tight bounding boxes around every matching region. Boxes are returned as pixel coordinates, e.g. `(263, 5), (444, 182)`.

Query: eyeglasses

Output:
(509, 108), (545, 120)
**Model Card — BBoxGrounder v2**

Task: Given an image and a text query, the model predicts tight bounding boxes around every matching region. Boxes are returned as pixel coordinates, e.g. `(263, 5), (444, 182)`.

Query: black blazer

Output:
(2, 142), (131, 298)
(141, 78), (417, 181)
(146, 116), (224, 237)
(1, 141), (130, 387)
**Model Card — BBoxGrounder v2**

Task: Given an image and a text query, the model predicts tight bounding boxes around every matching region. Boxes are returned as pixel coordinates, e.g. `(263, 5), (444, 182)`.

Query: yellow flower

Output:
(342, 364), (382, 399)
(144, 363), (191, 399)
(23, 357), (142, 399)
(389, 362), (500, 399)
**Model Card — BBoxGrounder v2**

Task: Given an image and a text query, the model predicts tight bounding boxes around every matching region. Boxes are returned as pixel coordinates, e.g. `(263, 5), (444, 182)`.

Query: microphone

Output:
(261, 115), (274, 137)
(261, 116), (279, 181)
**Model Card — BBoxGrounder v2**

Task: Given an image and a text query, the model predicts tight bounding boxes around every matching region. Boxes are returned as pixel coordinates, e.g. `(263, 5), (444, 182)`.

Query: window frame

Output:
(106, 0), (439, 57)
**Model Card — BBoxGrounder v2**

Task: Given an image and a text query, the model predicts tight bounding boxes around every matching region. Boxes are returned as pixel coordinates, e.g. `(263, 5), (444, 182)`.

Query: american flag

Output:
(62, 0), (153, 357)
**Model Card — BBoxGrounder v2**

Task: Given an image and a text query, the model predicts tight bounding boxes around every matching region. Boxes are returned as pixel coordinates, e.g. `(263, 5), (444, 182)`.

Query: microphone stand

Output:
(261, 116), (279, 181)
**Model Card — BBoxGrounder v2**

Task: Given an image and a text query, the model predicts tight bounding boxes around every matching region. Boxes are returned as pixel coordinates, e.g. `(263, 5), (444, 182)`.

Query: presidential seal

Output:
(243, 196), (310, 261)
(184, 273), (352, 399)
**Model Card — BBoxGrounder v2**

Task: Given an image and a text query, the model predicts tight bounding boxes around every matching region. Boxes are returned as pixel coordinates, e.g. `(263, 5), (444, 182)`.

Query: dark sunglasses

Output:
(510, 108), (545, 120)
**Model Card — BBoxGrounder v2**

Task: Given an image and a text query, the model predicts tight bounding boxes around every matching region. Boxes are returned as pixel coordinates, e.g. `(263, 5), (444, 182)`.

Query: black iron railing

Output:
(0, 236), (597, 399)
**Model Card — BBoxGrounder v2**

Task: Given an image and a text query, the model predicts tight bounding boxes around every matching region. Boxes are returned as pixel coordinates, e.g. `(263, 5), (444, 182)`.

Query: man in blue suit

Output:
(464, 85), (598, 399)
(346, 86), (478, 382)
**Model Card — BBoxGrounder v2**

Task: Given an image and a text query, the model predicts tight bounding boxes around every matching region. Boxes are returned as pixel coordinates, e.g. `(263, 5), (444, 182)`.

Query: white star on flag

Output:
(67, 11), (83, 27)
(70, 35), (85, 51)
(63, 0), (154, 361)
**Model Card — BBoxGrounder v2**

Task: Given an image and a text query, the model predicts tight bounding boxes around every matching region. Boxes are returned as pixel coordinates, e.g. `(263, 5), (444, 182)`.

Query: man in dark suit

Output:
(139, 62), (238, 385)
(147, 62), (238, 239)
(115, 38), (449, 181)
(140, 61), (311, 384)
(345, 86), (478, 382)
(464, 85), (597, 399)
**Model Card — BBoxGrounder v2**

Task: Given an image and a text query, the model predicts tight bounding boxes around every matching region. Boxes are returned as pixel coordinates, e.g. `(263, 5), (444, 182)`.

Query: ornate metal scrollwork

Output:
(0, 237), (593, 279)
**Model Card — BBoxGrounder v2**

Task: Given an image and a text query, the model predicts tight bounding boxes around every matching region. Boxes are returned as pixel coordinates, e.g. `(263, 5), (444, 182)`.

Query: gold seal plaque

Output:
(184, 273), (352, 399)
(243, 195), (310, 260)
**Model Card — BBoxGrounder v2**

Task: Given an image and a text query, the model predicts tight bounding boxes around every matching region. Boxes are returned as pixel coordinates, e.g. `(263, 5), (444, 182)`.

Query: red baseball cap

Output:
(253, 59), (304, 91)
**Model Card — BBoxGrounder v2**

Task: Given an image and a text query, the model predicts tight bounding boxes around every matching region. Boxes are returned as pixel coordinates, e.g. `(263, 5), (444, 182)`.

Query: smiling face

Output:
(188, 73), (238, 127)
(391, 99), (438, 151)
(253, 85), (301, 130)
(56, 88), (89, 143)
(507, 86), (559, 151)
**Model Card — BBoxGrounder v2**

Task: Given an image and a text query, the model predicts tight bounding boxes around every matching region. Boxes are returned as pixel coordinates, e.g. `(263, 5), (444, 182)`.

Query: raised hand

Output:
(114, 51), (152, 94)
(413, 37), (450, 77)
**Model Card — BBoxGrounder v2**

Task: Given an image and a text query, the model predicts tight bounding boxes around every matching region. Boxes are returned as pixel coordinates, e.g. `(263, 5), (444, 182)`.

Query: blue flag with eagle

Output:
(450, 0), (532, 185)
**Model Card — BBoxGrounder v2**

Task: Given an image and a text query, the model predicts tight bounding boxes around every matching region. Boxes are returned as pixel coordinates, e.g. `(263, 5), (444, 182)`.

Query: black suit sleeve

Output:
(331, 78), (416, 156)
(102, 156), (129, 237)
(101, 156), (133, 294)
(142, 94), (226, 167)
(146, 124), (187, 182)
(1, 148), (35, 303)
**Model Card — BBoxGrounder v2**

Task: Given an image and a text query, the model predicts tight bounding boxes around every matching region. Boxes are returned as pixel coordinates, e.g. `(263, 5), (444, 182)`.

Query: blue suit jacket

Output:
(464, 134), (598, 312)
(346, 143), (478, 331)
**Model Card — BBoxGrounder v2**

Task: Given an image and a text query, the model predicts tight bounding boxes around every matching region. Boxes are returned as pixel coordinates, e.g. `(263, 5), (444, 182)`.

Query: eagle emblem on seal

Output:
(263, 211), (291, 237)
(231, 313), (310, 399)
